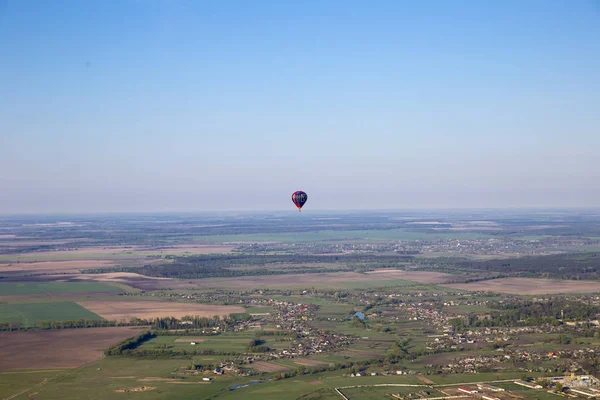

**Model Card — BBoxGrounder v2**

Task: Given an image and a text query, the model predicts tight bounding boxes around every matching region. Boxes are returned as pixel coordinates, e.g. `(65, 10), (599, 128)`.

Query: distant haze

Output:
(1, 1), (599, 213)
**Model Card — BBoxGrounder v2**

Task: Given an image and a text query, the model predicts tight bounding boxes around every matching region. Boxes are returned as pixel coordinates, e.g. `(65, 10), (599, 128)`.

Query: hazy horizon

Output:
(2, 1), (599, 213)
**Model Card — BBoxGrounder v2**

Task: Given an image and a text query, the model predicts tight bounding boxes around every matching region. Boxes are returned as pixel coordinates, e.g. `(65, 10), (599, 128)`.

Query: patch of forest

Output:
(416, 253), (600, 280)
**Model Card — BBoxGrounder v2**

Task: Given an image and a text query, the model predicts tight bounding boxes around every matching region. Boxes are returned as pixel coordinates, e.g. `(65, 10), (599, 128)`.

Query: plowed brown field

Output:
(0, 327), (147, 369)
(77, 300), (245, 320)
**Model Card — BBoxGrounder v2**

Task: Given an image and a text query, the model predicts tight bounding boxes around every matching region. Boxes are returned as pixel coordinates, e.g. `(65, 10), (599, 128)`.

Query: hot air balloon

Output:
(292, 191), (308, 212)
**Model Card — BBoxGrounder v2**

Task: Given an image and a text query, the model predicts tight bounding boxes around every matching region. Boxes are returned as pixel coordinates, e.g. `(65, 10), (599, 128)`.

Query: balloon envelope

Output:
(292, 191), (308, 211)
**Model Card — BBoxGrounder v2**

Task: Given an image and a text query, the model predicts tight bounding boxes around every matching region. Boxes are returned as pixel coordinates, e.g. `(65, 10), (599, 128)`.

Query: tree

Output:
(555, 382), (564, 393)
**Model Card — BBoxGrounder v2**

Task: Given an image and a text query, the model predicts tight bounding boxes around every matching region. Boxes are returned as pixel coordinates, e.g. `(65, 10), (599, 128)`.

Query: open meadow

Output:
(0, 302), (103, 327)
(0, 282), (122, 296)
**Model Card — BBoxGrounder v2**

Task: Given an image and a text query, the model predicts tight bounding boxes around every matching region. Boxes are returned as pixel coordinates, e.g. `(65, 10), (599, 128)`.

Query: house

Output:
(213, 369), (224, 375)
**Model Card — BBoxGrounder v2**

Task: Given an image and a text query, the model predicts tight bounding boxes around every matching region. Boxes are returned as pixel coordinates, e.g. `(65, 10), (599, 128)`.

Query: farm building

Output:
(570, 388), (598, 398)
(458, 387), (478, 394)
(477, 384), (505, 392)
(514, 380), (542, 389)
(481, 395), (501, 400)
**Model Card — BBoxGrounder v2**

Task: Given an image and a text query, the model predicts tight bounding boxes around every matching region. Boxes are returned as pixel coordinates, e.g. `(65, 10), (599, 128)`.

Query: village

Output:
(235, 236), (600, 257)
(118, 281), (600, 385)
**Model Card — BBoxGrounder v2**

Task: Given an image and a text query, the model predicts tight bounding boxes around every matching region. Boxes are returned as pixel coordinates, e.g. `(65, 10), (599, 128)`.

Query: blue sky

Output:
(1, 0), (599, 212)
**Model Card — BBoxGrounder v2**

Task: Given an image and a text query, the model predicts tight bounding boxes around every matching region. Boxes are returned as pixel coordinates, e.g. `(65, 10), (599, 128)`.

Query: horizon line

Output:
(1, 206), (600, 217)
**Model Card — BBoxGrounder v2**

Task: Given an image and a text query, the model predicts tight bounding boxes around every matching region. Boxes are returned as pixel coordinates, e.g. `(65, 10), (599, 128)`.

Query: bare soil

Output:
(443, 277), (600, 294)
(417, 375), (435, 384)
(0, 326), (147, 369)
(77, 300), (246, 320)
(250, 361), (290, 372)
(293, 359), (329, 367)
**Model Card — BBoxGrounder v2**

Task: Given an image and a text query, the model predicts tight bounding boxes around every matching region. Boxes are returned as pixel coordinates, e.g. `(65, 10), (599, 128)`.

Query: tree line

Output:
(0, 313), (251, 332)
(0, 318), (149, 332)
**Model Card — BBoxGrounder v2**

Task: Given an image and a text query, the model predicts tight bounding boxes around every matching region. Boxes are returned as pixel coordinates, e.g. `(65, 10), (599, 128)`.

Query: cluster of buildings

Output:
(235, 236), (600, 257)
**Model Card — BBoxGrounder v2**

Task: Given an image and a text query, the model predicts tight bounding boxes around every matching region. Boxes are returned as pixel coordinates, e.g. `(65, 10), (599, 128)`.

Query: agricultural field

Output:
(0, 301), (102, 327)
(138, 332), (290, 354)
(0, 369), (66, 400)
(0, 327), (148, 369)
(444, 277), (600, 295)
(3, 211), (600, 398)
(76, 300), (246, 321)
(0, 282), (122, 296)
(0, 245), (235, 262)
(0, 260), (117, 274)
(145, 271), (457, 291)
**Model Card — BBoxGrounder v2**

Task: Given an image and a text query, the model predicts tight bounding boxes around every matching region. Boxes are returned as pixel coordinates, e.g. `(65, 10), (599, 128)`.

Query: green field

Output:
(0, 369), (66, 399)
(139, 332), (290, 353)
(0, 282), (122, 296)
(0, 302), (102, 327)
(341, 385), (442, 400)
(1, 355), (558, 400)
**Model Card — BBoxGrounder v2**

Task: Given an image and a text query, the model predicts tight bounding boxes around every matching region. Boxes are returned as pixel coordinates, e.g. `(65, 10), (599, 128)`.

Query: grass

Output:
(341, 385), (440, 400)
(8, 357), (239, 400)
(139, 332), (290, 354)
(0, 282), (122, 296)
(245, 305), (273, 314)
(7, 354), (554, 400)
(0, 302), (102, 327)
(217, 374), (427, 400)
(425, 371), (548, 385)
(0, 369), (66, 399)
